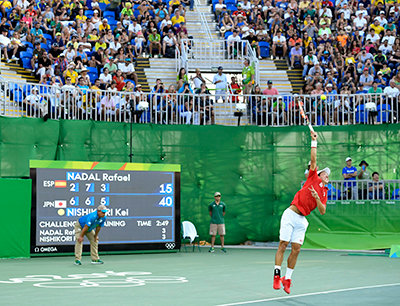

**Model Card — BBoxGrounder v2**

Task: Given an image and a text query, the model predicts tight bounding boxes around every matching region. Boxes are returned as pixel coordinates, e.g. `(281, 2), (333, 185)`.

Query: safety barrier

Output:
(1, 80), (399, 125)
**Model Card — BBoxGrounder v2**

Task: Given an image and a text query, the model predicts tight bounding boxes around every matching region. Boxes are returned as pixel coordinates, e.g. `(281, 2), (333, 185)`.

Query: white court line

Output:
(217, 282), (400, 306)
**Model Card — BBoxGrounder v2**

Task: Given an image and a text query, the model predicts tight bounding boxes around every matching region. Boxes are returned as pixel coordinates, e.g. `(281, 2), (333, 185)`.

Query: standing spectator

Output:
(342, 157), (358, 200)
(192, 69), (206, 90)
(213, 66), (227, 102)
(358, 160), (370, 200)
(303, 50), (318, 78)
(242, 59), (255, 95)
(229, 76), (241, 103)
(208, 192), (227, 253)
(263, 80), (279, 95)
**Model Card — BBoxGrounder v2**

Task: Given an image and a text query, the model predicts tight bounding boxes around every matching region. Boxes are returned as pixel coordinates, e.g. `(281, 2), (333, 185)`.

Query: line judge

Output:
(74, 204), (108, 265)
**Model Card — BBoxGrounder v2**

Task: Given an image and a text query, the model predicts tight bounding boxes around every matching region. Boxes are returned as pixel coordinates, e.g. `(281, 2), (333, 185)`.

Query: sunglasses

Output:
(214, 195), (221, 197)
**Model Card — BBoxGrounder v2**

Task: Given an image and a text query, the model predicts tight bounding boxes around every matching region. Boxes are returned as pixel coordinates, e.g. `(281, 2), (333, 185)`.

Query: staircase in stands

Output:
(0, 60), (39, 117)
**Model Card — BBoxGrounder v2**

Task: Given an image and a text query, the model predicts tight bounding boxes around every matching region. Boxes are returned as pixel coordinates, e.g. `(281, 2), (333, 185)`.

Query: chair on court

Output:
(181, 221), (200, 252)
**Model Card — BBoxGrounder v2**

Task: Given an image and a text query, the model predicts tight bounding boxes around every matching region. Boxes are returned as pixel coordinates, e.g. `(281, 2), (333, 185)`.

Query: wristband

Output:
(311, 140), (317, 148)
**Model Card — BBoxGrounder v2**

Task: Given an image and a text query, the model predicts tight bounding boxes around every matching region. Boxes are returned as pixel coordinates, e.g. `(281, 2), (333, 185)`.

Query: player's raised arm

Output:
(310, 132), (318, 171)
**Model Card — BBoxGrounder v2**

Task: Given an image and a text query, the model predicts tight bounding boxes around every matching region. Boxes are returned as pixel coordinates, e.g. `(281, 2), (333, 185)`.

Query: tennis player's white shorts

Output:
(279, 208), (309, 245)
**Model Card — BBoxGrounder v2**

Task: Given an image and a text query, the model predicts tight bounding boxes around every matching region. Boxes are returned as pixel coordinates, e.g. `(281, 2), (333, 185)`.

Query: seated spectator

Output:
(163, 30), (177, 58)
(369, 172), (384, 200)
(148, 28), (162, 57)
(226, 29), (242, 59)
(384, 80), (400, 97)
(290, 43), (303, 69)
(271, 30), (287, 59)
(118, 58), (138, 85)
(271, 96), (286, 125)
(192, 69), (206, 91)
(245, 29), (261, 59)
(113, 69), (125, 91)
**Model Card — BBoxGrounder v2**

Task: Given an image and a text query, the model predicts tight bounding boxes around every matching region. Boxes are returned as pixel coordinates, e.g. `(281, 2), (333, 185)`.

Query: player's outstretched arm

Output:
(310, 132), (318, 171)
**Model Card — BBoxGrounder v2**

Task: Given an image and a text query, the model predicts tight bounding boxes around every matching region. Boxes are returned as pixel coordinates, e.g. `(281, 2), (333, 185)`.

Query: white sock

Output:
(274, 265), (281, 271)
(285, 268), (294, 280)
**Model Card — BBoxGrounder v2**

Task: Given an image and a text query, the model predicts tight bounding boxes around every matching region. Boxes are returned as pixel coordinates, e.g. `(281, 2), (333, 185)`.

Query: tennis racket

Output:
(298, 101), (315, 133)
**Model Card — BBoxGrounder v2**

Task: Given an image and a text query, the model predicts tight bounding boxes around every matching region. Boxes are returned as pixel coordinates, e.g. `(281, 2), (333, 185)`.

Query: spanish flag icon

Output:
(54, 180), (67, 188)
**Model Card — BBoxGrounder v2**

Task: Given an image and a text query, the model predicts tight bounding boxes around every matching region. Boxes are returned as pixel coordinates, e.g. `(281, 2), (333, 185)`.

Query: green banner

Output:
(1, 117), (400, 254)
(0, 178), (31, 258)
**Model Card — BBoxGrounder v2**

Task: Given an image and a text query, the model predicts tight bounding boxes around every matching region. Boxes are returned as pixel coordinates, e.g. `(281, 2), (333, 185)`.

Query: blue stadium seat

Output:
(20, 51), (33, 59)
(103, 11), (115, 19)
(43, 33), (53, 43)
(98, 3), (107, 12)
(41, 43), (50, 52)
(355, 104), (366, 124)
(392, 189), (400, 200)
(226, 4), (237, 12)
(85, 9), (94, 18)
(22, 41), (34, 49)
(377, 104), (391, 123)
(259, 41), (270, 58)
(87, 67), (98, 74)
(21, 58), (32, 69)
(225, 0), (236, 4)
(88, 71), (98, 84)
(224, 31), (233, 39)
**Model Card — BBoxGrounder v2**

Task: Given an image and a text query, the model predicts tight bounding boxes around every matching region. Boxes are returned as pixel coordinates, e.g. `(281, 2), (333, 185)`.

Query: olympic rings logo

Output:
(0, 271), (188, 289)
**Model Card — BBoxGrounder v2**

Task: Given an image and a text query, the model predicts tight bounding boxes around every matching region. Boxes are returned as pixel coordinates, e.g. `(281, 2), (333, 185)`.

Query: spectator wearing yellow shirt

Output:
(0, 0), (12, 16)
(169, 0), (181, 14)
(121, 2), (134, 17)
(95, 37), (107, 51)
(370, 19), (384, 35)
(76, 9), (87, 22)
(171, 9), (185, 26)
(99, 19), (111, 34)
(63, 63), (79, 84)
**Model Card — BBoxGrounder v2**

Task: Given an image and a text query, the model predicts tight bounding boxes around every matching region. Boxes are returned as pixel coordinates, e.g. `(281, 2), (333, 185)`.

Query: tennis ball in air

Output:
(321, 94), (327, 100)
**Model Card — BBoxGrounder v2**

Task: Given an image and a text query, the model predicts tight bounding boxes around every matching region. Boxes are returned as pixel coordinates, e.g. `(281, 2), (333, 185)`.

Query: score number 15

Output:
(160, 183), (173, 194)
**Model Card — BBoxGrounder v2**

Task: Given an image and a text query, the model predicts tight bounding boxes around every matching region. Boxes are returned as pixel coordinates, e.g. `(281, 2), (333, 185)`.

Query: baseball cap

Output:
(218, 66), (223, 70)
(267, 80), (273, 84)
(359, 160), (369, 167)
(317, 167), (331, 176)
(377, 71), (383, 75)
(380, 11), (385, 15)
(345, 157), (352, 162)
(326, 83), (333, 87)
(167, 20), (172, 25)
(214, 192), (221, 196)
(97, 204), (108, 212)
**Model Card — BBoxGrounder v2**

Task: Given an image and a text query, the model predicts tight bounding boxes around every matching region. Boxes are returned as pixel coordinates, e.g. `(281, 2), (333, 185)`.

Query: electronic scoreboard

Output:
(30, 160), (181, 255)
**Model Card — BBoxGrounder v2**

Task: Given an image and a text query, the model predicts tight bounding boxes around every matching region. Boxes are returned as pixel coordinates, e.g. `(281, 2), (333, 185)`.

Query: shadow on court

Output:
(0, 248), (399, 306)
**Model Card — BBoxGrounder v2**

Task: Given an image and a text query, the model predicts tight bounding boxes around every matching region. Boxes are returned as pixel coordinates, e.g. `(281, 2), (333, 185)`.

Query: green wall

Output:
(1, 117), (400, 256)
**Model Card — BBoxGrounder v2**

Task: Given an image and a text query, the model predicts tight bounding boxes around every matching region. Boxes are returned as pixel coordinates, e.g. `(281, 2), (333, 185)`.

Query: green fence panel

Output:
(0, 178), (31, 258)
(0, 117), (400, 251)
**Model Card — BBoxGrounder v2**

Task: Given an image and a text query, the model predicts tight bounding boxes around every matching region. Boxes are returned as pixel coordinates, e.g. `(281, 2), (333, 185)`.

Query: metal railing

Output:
(1, 80), (399, 126)
(325, 180), (400, 201)
(179, 39), (253, 71)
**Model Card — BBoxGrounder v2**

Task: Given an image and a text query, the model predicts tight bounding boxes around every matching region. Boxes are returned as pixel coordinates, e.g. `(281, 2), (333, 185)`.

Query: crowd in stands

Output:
(214, 0), (400, 99)
(0, 0), (194, 91)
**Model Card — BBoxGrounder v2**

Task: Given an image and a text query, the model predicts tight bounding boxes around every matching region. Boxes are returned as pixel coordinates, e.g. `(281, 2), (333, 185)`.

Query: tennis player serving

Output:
(273, 131), (330, 294)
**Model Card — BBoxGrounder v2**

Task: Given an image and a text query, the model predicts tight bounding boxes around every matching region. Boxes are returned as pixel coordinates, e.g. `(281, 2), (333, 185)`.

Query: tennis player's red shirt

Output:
(291, 168), (328, 216)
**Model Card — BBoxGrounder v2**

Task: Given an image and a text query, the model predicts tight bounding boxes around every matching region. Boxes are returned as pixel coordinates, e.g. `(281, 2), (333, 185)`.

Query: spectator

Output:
(263, 80), (279, 95)
(369, 172), (384, 200)
(342, 157), (358, 200)
(271, 30), (287, 59)
(242, 59), (255, 95)
(303, 50), (319, 79)
(118, 58), (138, 85)
(226, 29), (242, 59)
(213, 66), (227, 102)
(148, 28), (162, 58)
(192, 69), (206, 91)
(271, 96), (286, 125)
(358, 160), (370, 200)
(359, 68), (374, 91)
(228, 76), (240, 102)
(113, 69), (125, 91)
(163, 30), (177, 58)
(384, 80), (400, 97)
(290, 43), (304, 69)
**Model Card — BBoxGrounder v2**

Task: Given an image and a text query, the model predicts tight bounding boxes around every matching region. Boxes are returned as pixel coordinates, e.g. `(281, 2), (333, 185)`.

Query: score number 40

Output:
(159, 184), (173, 207)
